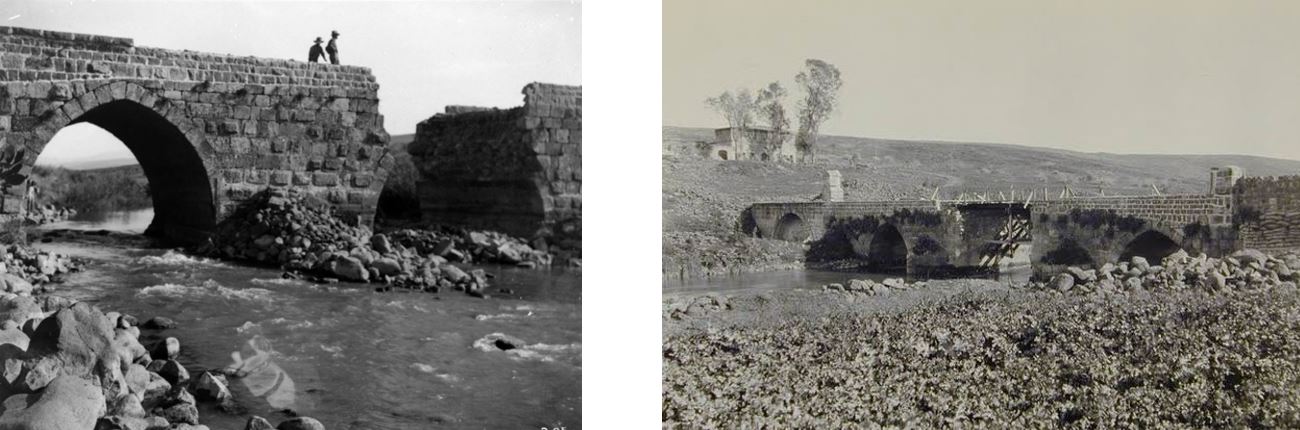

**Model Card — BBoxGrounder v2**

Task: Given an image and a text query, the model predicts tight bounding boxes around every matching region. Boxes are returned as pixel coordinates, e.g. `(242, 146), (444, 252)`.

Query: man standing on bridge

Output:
(308, 37), (326, 63)
(326, 30), (340, 65)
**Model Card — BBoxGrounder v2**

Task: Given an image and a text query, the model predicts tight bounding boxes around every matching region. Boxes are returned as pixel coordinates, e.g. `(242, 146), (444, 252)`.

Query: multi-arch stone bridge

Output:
(0, 26), (392, 244)
(747, 167), (1300, 278)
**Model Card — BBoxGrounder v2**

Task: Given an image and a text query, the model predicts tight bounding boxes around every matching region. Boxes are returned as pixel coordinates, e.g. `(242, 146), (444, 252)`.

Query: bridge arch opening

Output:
(717, 150), (728, 160)
(760, 152), (770, 161)
(866, 224), (908, 273)
(40, 99), (215, 245)
(1120, 230), (1182, 265)
(774, 213), (809, 242)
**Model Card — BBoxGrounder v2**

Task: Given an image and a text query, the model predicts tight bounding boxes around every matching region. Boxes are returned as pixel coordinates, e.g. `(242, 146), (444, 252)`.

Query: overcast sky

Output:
(14, 0), (580, 167)
(665, 0), (1300, 161)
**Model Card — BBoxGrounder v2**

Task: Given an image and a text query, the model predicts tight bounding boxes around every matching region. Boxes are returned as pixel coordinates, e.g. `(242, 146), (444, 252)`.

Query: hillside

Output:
(664, 125), (1300, 235)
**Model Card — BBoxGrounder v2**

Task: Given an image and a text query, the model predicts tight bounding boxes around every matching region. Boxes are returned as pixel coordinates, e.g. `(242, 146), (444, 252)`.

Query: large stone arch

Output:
(1118, 229), (1183, 265)
(15, 82), (217, 244)
(864, 223), (908, 273)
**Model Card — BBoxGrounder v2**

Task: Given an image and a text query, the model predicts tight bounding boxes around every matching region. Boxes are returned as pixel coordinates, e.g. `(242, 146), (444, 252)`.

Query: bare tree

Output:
(794, 59), (842, 162)
(755, 81), (790, 161)
(705, 89), (756, 152)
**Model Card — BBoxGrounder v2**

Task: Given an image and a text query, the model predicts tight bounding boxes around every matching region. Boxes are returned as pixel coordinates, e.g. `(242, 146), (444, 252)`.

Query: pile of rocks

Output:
(823, 277), (921, 296)
(1033, 248), (1300, 294)
(0, 244), (79, 286)
(22, 205), (75, 226)
(200, 189), (550, 296)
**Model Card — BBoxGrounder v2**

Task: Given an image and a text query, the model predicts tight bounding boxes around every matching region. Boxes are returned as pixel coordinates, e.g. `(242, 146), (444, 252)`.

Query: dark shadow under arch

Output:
(68, 100), (215, 245)
(1040, 238), (1095, 267)
(717, 150), (728, 160)
(1120, 230), (1182, 265)
(774, 213), (808, 242)
(866, 224), (907, 273)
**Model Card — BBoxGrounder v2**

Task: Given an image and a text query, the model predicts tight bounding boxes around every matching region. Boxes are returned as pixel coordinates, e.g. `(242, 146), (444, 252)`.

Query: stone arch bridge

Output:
(0, 27), (392, 244)
(747, 168), (1300, 278)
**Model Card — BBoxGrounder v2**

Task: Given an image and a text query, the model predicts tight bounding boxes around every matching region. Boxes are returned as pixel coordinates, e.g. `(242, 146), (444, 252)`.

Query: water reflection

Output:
(40, 208), (154, 233)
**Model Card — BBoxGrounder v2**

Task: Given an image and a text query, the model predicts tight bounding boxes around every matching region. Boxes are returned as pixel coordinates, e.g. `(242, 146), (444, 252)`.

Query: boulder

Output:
(276, 417), (326, 430)
(370, 234), (393, 254)
(330, 257), (369, 282)
(846, 279), (872, 292)
(430, 239), (455, 257)
(442, 265), (469, 284)
(142, 317), (177, 330)
(155, 402), (198, 425)
(1051, 273), (1075, 292)
(1130, 256), (1150, 273)
(28, 302), (114, 375)
(156, 360), (190, 387)
(0, 274), (32, 296)
(0, 375), (106, 430)
(1232, 249), (1268, 265)
(369, 258), (402, 277)
(108, 392), (146, 418)
(0, 295), (43, 326)
(0, 326), (28, 351)
(245, 416), (276, 430)
(882, 278), (906, 289)
(123, 364), (150, 395)
(150, 337), (180, 361)
(193, 371), (232, 402)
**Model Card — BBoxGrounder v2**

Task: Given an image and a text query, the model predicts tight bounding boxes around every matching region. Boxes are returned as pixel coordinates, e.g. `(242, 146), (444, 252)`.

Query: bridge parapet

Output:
(1031, 194), (1234, 226)
(0, 26), (377, 88)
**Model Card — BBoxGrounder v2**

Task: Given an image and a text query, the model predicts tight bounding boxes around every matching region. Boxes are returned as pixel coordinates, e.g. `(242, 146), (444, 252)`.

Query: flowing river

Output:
(34, 211), (582, 429)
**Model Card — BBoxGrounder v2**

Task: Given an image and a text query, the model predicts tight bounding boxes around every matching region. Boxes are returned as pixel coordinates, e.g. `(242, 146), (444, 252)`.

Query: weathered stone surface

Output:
(410, 83), (581, 253)
(0, 375), (106, 430)
(275, 417), (326, 430)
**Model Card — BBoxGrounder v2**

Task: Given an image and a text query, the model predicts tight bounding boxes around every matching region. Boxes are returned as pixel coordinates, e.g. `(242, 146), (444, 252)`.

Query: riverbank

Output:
(663, 258), (1300, 427)
(662, 232), (804, 281)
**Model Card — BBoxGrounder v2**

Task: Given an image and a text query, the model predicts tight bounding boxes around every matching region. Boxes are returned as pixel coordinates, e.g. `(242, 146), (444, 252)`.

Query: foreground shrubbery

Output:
(662, 232), (804, 280)
(664, 287), (1300, 428)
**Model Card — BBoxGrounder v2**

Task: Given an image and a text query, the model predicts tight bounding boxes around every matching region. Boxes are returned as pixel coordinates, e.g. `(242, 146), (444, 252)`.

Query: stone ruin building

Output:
(407, 83), (581, 252)
(708, 126), (796, 162)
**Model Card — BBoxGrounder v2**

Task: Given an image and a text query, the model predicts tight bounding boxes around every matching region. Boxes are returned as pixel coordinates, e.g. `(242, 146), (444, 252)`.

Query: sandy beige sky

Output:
(664, 0), (1300, 160)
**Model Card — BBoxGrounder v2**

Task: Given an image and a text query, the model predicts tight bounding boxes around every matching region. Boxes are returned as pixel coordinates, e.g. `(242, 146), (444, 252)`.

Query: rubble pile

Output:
(822, 277), (921, 296)
(199, 189), (551, 296)
(0, 244), (79, 286)
(1033, 248), (1299, 294)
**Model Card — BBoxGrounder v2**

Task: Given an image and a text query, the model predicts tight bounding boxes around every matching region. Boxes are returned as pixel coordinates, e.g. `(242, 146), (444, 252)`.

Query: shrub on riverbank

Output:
(662, 231), (804, 280)
(29, 165), (151, 215)
(664, 287), (1300, 428)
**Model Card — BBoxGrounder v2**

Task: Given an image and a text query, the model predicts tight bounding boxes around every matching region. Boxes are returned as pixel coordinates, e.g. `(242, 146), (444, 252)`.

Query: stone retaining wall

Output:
(409, 83), (581, 250)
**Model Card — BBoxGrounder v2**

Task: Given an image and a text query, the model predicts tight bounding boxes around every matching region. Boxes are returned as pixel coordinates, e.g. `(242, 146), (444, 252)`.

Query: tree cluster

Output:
(705, 59), (842, 162)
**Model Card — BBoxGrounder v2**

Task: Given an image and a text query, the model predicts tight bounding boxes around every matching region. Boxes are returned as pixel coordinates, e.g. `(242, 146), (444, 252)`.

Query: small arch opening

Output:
(717, 150), (728, 160)
(774, 213), (809, 242)
(760, 152), (770, 161)
(1120, 230), (1182, 265)
(866, 224), (908, 273)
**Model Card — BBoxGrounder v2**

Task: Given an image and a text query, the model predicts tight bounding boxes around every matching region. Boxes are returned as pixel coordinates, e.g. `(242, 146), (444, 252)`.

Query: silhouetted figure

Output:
(326, 30), (340, 65)
(308, 37), (326, 63)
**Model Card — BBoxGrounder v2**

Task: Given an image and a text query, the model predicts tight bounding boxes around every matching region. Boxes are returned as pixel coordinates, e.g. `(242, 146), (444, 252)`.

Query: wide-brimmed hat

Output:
(313, 37), (323, 43)
(331, 30), (340, 36)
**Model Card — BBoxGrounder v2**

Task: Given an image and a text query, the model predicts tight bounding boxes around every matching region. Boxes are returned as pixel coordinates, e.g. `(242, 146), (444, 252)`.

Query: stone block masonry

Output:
(1235, 176), (1300, 254)
(409, 83), (581, 251)
(0, 26), (392, 244)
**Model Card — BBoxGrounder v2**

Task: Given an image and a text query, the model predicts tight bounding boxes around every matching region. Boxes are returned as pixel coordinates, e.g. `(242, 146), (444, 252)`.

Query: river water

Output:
(34, 211), (582, 429)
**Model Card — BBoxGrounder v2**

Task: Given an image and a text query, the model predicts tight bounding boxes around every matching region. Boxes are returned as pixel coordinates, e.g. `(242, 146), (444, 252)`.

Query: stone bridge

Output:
(0, 27), (392, 244)
(747, 167), (1300, 278)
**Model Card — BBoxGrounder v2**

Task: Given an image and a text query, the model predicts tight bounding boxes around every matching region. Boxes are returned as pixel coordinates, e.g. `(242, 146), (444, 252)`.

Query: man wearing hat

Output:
(326, 30), (340, 65)
(308, 37), (326, 63)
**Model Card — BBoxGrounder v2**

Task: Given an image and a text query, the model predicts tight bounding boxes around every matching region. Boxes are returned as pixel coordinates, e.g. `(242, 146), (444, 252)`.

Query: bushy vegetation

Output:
(29, 164), (151, 214)
(663, 288), (1300, 428)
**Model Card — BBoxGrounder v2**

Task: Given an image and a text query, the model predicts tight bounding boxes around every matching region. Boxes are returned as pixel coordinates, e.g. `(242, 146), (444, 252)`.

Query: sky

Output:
(664, 0), (1300, 161)
(12, 0), (581, 167)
